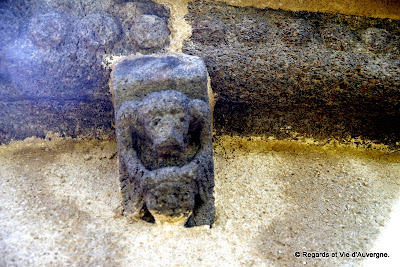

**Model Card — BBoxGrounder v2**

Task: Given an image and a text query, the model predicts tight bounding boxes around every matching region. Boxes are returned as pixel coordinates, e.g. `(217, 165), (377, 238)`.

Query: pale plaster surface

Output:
(0, 135), (399, 266)
(154, 0), (192, 52)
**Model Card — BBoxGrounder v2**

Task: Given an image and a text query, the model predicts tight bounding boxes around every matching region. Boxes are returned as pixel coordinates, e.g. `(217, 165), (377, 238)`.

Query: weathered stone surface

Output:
(112, 55), (214, 227)
(1, 0), (399, 148)
(183, 0), (400, 145)
(0, 8), (21, 47)
(28, 12), (70, 49)
(130, 15), (170, 49)
(75, 13), (122, 51)
(111, 54), (209, 111)
(319, 24), (356, 51)
(0, 0), (170, 143)
(361, 27), (392, 52)
(0, 100), (114, 144)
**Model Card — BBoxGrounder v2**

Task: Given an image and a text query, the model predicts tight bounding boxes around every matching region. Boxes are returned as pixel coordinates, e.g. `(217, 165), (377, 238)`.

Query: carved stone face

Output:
(138, 91), (191, 158)
(143, 107), (190, 157)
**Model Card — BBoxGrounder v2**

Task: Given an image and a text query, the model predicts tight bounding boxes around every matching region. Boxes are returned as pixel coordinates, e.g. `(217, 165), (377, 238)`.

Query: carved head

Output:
(145, 181), (195, 224)
(138, 90), (191, 157)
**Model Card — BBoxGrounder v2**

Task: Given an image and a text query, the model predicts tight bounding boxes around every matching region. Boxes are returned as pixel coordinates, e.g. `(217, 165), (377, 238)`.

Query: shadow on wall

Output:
(257, 152), (400, 265)
(211, 136), (400, 265)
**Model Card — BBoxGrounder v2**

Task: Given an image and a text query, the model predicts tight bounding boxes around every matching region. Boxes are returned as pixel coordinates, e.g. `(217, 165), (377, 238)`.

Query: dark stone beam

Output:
(183, 0), (400, 145)
(0, 100), (114, 144)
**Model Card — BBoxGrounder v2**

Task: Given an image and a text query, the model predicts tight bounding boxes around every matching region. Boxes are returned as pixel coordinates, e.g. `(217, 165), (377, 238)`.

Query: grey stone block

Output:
(28, 12), (70, 49)
(75, 13), (122, 51)
(112, 55), (215, 227)
(130, 15), (170, 49)
(111, 54), (209, 112)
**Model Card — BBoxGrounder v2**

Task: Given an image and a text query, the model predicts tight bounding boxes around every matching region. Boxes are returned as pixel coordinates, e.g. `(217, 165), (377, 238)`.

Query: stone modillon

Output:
(112, 54), (215, 227)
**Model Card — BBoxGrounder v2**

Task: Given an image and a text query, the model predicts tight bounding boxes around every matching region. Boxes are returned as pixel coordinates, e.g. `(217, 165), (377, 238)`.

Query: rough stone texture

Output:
(111, 54), (209, 111)
(112, 55), (214, 227)
(183, 0), (400, 146)
(1, 0), (399, 147)
(130, 15), (170, 49)
(0, 100), (114, 144)
(0, 0), (170, 144)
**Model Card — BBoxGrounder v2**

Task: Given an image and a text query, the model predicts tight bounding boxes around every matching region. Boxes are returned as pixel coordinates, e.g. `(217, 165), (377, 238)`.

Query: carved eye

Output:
(179, 113), (186, 122)
(150, 118), (161, 127)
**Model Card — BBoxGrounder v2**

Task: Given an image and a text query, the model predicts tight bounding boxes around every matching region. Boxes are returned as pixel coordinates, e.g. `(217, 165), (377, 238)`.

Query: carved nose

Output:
(153, 125), (185, 154)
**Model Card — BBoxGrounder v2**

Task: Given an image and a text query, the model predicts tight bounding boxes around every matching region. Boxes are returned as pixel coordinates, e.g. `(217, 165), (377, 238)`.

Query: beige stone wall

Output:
(216, 0), (400, 20)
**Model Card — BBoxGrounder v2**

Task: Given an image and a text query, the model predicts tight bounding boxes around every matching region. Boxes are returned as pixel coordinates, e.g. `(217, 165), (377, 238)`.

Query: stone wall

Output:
(0, 0), (399, 147)
(0, 0), (170, 143)
(182, 0), (400, 144)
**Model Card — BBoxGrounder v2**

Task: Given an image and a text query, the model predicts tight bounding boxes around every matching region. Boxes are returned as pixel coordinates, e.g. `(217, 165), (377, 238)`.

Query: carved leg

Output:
(119, 157), (145, 219)
(185, 182), (215, 227)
